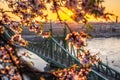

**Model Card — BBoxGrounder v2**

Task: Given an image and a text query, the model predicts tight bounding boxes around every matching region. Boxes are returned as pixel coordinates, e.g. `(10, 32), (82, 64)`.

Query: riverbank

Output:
(22, 22), (120, 38)
(90, 32), (120, 38)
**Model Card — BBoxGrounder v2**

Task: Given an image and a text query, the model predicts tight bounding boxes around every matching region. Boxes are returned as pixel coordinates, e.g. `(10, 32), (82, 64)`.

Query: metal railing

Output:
(3, 26), (110, 80)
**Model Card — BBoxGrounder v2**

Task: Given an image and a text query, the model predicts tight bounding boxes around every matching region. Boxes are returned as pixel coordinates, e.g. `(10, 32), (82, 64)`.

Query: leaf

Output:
(91, 9), (102, 17)
(97, 0), (104, 3)
(88, 0), (95, 7)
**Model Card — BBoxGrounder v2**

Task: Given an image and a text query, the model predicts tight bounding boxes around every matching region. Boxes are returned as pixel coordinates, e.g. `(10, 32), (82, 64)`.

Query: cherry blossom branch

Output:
(4, 45), (24, 80)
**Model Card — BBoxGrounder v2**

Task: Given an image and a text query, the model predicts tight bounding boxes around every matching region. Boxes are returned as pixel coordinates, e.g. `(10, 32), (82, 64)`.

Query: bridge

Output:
(1, 24), (120, 80)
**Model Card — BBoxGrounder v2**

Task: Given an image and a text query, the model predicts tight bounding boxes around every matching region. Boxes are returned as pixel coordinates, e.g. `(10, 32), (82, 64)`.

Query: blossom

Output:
(0, 26), (4, 34)
(10, 21), (22, 34)
(42, 31), (51, 38)
(78, 50), (100, 67)
(1, 14), (10, 24)
(53, 64), (87, 80)
(29, 21), (43, 35)
(0, 47), (7, 56)
(0, 46), (22, 80)
(65, 32), (87, 49)
(65, 0), (78, 9)
(11, 34), (28, 46)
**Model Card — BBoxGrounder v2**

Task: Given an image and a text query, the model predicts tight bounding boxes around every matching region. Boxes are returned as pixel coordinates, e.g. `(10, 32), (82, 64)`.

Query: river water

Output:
(87, 37), (120, 71)
(18, 37), (120, 72)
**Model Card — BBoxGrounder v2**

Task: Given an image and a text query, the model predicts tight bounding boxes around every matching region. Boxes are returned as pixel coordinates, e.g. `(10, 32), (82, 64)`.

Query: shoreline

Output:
(90, 32), (120, 38)
(21, 22), (120, 38)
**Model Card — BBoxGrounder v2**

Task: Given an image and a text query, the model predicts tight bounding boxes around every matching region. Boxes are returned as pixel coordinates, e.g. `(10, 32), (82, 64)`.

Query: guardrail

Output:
(4, 26), (109, 80)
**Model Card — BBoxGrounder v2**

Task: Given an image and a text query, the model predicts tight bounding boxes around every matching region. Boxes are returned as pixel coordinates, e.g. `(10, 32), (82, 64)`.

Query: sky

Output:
(0, 0), (120, 22)
(44, 0), (120, 22)
(84, 0), (120, 22)
(103, 0), (120, 16)
(103, 0), (120, 22)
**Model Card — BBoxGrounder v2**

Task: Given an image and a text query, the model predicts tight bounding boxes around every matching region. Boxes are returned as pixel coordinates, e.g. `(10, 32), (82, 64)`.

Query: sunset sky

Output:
(86, 0), (120, 22)
(102, 0), (120, 22)
(0, 0), (120, 22)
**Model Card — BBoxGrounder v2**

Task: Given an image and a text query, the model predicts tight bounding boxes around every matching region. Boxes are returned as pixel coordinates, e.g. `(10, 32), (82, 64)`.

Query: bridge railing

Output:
(4, 26), (80, 68)
(51, 38), (109, 80)
(55, 37), (120, 79)
(4, 26), (109, 80)
(88, 69), (109, 80)
(94, 62), (120, 80)
(28, 37), (81, 66)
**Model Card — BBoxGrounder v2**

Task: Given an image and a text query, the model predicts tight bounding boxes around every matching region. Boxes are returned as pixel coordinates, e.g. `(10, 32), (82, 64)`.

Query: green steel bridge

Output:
(1, 24), (120, 80)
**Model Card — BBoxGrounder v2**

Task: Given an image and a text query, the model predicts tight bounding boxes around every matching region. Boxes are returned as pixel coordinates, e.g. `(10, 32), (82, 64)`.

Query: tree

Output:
(0, 0), (113, 80)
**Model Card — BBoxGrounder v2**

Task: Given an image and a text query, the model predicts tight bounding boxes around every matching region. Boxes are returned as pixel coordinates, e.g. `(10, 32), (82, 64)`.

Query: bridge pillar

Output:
(49, 20), (53, 36)
(63, 24), (67, 49)
(49, 21), (53, 59)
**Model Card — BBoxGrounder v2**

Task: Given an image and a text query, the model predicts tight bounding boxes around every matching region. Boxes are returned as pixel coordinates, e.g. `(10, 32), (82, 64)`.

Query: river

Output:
(87, 37), (120, 71)
(18, 37), (120, 72)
